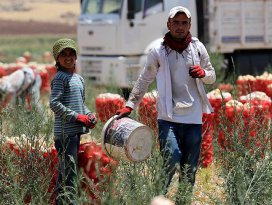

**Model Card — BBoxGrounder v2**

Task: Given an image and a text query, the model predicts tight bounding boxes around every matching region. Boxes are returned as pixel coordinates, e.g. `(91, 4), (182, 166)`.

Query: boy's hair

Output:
(52, 38), (78, 61)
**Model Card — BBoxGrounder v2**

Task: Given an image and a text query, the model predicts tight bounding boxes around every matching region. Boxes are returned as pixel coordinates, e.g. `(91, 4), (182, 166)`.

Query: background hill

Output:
(0, 0), (80, 35)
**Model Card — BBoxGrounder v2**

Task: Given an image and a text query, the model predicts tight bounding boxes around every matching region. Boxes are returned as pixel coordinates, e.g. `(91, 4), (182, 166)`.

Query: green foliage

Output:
(0, 106), (56, 204)
(1, 35), (272, 205)
(99, 149), (168, 205)
(212, 102), (272, 205)
(209, 52), (225, 83)
(0, 34), (76, 63)
(0, 106), (177, 204)
(1, 85), (272, 204)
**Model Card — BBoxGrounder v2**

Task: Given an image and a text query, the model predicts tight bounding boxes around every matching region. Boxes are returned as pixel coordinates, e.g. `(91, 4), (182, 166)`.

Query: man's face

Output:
(167, 12), (191, 40)
(57, 48), (76, 70)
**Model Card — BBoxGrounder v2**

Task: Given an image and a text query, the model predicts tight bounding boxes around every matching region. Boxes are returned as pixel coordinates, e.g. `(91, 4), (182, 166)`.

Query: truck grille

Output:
(81, 60), (102, 82)
(82, 46), (103, 52)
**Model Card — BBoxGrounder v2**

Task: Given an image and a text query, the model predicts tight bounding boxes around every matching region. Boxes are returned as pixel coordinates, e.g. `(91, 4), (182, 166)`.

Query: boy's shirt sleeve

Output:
(50, 78), (77, 122)
(84, 105), (91, 115)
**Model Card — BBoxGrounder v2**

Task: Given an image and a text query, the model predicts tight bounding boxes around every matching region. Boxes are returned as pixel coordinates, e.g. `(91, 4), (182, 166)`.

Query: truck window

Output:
(143, 0), (163, 18)
(82, 0), (122, 15)
(133, 1), (142, 13)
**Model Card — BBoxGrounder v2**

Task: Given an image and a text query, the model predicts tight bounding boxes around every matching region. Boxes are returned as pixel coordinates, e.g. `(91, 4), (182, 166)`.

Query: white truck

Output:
(77, 0), (272, 88)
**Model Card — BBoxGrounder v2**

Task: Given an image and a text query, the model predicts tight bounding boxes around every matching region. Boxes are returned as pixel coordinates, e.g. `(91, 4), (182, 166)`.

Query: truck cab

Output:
(78, 0), (272, 86)
(77, 0), (197, 87)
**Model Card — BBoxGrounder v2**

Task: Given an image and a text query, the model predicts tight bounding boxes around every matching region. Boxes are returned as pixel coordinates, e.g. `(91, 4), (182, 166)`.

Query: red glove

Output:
(189, 65), (205, 78)
(116, 106), (133, 119)
(87, 113), (97, 129)
(76, 114), (93, 127)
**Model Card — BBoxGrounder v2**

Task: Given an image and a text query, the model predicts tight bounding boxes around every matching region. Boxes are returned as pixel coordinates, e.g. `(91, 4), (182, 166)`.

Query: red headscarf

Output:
(163, 31), (192, 54)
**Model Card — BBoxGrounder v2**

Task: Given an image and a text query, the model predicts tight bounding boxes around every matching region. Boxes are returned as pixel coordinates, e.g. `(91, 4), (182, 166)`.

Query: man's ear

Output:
(167, 20), (170, 30)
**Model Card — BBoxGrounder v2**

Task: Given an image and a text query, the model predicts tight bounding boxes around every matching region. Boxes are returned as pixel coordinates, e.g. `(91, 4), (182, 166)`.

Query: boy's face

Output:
(57, 48), (76, 70)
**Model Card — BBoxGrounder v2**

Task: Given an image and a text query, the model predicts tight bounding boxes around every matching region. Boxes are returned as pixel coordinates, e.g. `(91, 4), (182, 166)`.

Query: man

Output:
(116, 6), (216, 193)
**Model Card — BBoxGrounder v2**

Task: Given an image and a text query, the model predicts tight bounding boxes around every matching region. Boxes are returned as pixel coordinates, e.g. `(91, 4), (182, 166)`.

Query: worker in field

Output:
(50, 38), (97, 205)
(0, 66), (42, 112)
(43, 51), (53, 63)
(116, 6), (216, 202)
(23, 51), (32, 63)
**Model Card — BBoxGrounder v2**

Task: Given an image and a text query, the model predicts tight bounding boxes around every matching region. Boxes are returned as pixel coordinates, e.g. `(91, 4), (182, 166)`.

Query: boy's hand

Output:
(87, 113), (97, 129)
(76, 114), (93, 127)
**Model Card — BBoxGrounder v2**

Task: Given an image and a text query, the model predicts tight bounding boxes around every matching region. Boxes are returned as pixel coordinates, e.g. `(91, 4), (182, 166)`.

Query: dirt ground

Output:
(0, 0), (79, 35)
(0, 19), (76, 35)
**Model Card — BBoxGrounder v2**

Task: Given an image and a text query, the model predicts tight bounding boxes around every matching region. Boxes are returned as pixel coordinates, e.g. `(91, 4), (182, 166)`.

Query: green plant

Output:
(0, 35), (76, 63)
(0, 106), (56, 204)
(1, 34), (272, 204)
(212, 102), (272, 205)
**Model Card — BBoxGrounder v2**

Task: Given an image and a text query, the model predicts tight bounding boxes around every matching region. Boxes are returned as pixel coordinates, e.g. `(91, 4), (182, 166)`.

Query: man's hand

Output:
(115, 106), (133, 119)
(189, 65), (205, 78)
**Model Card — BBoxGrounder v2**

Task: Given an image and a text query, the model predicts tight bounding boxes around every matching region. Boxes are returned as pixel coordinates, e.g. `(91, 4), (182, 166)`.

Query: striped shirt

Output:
(50, 70), (91, 137)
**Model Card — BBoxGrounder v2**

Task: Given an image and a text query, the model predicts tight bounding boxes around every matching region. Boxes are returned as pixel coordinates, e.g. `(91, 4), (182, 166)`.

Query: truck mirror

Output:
(127, 0), (135, 20)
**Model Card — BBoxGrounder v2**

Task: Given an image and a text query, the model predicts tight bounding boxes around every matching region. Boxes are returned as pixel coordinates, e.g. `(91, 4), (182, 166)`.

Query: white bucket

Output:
(101, 116), (153, 162)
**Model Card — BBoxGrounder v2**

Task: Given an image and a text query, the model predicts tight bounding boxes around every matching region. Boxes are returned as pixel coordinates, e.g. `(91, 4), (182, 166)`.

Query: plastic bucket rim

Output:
(102, 116), (153, 162)
(101, 115), (118, 156)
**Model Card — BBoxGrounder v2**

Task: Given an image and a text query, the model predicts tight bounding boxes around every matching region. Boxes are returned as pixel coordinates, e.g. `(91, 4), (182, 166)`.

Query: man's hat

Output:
(52, 38), (78, 61)
(168, 6), (191, 19)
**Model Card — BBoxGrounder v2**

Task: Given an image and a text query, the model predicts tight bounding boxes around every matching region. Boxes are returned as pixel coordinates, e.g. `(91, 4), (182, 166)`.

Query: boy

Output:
(50, 38), (97, 205)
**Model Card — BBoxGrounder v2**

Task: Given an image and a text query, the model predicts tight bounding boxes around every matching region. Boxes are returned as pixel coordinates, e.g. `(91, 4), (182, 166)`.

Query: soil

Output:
(0, 0), (79, 35)
(0, 19), (76, 35)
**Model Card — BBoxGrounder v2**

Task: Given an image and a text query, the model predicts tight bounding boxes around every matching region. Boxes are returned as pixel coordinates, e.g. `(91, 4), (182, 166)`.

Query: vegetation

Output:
(1, 86), (271, 204)
(0, 35), (272, 204)
(0, 35), (76, 63)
